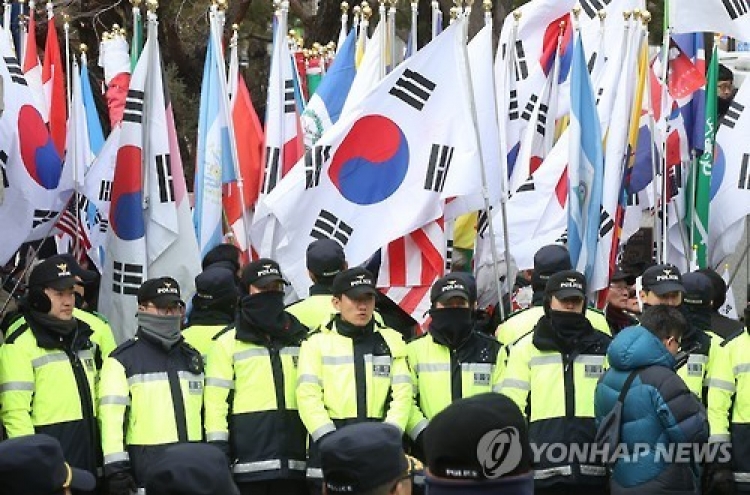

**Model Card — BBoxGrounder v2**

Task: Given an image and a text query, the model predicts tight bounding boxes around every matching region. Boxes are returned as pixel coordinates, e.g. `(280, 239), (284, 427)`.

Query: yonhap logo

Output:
(476, 427), (523, 478)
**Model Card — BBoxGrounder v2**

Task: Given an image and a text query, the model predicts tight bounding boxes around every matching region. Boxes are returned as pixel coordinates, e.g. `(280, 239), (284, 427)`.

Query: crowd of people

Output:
(0, 239), (747, 495)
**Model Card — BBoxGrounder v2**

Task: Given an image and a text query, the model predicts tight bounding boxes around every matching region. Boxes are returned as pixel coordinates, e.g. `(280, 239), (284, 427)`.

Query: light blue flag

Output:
(80, 56), (104, 156)
(193, 17), (236, 258)
(568, 31), (604, 281)
(301, 28), (357, 146)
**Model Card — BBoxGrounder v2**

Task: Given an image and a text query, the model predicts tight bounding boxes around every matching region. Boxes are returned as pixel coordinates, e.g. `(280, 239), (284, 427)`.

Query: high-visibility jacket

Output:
(204, 319), (308, 483)
(98, 331), (204, 484)
(706, 329), (750, 490)
(499, 317), (611, 489)
(296, 317), (413, 479)
(496, 306), (610, 348)
(182, 323), (230, 362)
(0, 314), (100, 476)
(405, 330), (503, 440)
(675, 328), (721, 399)
(286, 293), (336, 330)
(73, 308), (117, 358)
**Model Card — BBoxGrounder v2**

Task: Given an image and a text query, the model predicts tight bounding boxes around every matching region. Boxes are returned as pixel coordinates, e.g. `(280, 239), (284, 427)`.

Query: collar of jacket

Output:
(25, 312), (93, 351)
(532, 315), (601, 353)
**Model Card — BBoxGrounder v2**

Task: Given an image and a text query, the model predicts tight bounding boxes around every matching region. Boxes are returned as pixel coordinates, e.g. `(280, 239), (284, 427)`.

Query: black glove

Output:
(106, 471), (136, 495)
(705, 468), (736, 495)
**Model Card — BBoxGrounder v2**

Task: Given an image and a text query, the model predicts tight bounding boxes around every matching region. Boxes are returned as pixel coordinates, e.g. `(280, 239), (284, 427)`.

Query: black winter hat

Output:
(193, 268), (239, 306)
(332, 267), (378, 298)
(137, 277), (183, 307)
(532, 245), (572, 289)
(0, 434), (96, 495)
(682, 272), (714, 307)
(424, 393), (532, 480)
(321, 423), (409, 493)
(29, 254), (97, 290)
(145, 443), (239, 495)
(201, 243), (241, 272)
(307, 239), (346, 278)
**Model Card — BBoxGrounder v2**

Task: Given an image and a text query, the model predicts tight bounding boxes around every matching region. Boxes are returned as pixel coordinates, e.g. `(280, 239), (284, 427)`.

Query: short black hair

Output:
(639, 305), (687, 340)
(719, 63), (734, 82)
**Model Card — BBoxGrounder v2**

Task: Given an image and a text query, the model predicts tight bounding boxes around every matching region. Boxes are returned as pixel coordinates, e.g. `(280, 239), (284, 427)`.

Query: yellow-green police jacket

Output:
(73, 308), (117, 358)
(675, 329), (721, 400)
(204, 319), (308, 483)
(0, 314), (100, 476)
(296, 317), (413, 479)
(405, 330), (503, 441)
(496, 306), (610, 347)
(707, 329), (750, 489)
(182, 323), (230, 362)
(499, 317), (611, 489)
(286, 292), (336, 330)
(98, 332), (204, 484)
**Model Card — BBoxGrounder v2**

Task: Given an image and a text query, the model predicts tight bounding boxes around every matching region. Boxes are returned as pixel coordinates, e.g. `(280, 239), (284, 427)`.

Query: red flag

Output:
(42, 16), (67, 156)
(667, 40), (706, 100)
(223, 72), (264, 257)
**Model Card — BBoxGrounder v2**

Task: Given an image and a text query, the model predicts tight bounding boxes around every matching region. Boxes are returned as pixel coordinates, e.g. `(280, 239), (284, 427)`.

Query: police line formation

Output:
(0, 240), (748, 495)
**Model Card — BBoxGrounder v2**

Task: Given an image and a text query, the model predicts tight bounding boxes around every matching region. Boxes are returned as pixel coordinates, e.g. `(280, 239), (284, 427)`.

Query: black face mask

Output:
(239, 291), (287, 338)
(429, 307), (474, 348)
(548, 310), (590, 343)
(718, 96), (732, 118)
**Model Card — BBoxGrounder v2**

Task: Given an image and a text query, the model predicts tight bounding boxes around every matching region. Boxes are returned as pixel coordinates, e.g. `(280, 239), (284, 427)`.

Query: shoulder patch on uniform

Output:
(110, 338), (139, 357)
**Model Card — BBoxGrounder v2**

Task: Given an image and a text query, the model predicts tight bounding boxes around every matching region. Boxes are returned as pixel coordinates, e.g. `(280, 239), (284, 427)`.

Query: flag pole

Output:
(388, 0), (397, 70)
(458, 0), (507, 321)
(3, 0), (11, 45)
(141, 1), (158, 216)
(482, 0), (490, 26)
(411, 0), (418, 51)
(431, 0), (439, 40)
(378, 0), (387, 78)
(18, 0), (27, 68)
(659, 0), (672, 264)
(63, 12), (72, 117)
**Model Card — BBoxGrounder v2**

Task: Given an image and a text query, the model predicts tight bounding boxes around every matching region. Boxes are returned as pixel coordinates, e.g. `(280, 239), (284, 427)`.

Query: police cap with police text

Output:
(240, 258), (288, 289)
(545, 270), (586, 299)
(138, 277), (184, 307)
(430, 274), (471, 305)
(332, 267), (378, 298)
(306, 239), (346, 278)
(642, 264), (685, 295)
(29, 254), (97, 290)
(145, 443), (240, 495)
(682, 272), (714, 307)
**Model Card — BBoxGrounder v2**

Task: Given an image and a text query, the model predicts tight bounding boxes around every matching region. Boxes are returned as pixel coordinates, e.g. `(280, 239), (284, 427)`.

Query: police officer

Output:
(496, 245), (609, 351)
(697, 268), (743, 339)
(0, 255), (101, 486)
(98, 277), (204, 494)
(204, 258), (309, 495)
(638, 263), (685, 309)
(406, 273), (503, 452)
(296, 267), (413, 493)
(183, 267), (239, 359)
(499, 270), (612, 495)
(286, 239), (347, 330)
(704, 307), (750, 494)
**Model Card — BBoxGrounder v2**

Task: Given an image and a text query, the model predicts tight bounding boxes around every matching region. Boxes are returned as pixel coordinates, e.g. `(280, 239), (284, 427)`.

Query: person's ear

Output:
(332, 296), (341, 312)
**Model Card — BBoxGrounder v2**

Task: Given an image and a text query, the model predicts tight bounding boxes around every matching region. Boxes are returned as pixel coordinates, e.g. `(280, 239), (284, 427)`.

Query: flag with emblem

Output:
(100, 11), (200, 342)
(709, 72), (750, 267)
(258, 18), (483, 296)
(0, 25), (69, 265)
(568, 31), (604, 282)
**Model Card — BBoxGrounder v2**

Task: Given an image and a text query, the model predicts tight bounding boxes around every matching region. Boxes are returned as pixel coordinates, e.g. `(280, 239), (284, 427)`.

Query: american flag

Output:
(56, 195), (92, 263)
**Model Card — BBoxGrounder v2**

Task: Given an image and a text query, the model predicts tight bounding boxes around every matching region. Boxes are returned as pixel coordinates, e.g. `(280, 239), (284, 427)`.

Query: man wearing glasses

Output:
(605, 267), (639, 335)
(98, 277), (204, 495)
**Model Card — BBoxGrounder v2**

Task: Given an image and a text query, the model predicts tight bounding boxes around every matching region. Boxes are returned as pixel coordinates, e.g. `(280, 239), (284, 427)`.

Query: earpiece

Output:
(27, 286), (52, 314)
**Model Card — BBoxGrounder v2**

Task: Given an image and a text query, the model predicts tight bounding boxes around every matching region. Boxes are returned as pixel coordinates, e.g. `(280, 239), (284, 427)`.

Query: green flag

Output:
(130, 8), (143, 72)
(692, 44), (718, 268)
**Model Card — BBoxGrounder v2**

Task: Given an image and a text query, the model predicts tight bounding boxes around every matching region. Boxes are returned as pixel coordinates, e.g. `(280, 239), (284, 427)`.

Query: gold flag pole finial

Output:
(512, 10), (521, 21)
(341, 1), (349, 13)
(641, 10), (651, 24)
(80, 43), (88, 54)
(623, 10), (631, 21)
(572, 6), (581, 21)
(483, 0), (492, 12)
(146, 0), (158, 13)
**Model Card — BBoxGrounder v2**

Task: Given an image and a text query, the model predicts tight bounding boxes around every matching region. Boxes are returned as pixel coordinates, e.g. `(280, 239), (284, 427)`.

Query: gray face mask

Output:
(137, 312), (182, 350)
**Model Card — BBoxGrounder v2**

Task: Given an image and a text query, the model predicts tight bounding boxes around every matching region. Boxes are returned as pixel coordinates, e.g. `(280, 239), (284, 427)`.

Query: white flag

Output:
(671, 0), (750, 42)
(709, 77), (750, 267)
(259, 18), (482, 295)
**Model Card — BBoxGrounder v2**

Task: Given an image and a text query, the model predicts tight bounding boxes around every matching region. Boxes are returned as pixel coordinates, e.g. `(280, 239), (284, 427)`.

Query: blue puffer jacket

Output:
(594, 325), (709, 495)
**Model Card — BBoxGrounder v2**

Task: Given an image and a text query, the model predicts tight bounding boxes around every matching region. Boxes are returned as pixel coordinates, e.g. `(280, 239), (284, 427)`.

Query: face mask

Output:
(548, 310), (589, 342)
(239, 291), (287, 338)
(138, 312), (183, 350)
(718, 96), (732, 117)
(429, 307), (474, 348)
